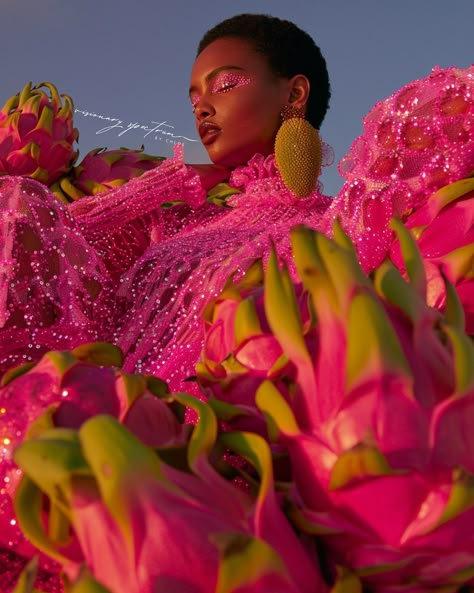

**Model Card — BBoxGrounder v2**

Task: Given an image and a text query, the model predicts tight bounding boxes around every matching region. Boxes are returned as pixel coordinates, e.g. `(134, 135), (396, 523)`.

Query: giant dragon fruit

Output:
(196, 259), (302, 435)
(197, 219), (474, 592)
(12, 395), (325, 593)
(390, 175), (474, 334)
(50, 146), (166, 202)
(0, 342), (185, 593)
(0, 82), (78, 185)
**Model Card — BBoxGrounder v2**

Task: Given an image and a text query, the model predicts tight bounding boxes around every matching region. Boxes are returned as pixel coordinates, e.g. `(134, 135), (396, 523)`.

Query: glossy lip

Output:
(199, 121), (221, 145)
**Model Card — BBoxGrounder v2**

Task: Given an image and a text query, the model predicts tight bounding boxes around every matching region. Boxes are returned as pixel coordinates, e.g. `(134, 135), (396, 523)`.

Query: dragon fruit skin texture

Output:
(390, 176), (474, 335)
(13, 396), (326, 593)
(199, 219), (474, 592)
(0, 342), (184, 578)
(0, 82), (78, 185)
(198, 175), (474, 431)
(196, 259), (310, 435)
(50, 146), (166, 202)
(258, 224), (474, 592)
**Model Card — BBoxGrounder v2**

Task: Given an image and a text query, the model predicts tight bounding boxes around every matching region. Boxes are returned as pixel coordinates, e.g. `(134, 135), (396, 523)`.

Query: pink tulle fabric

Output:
(0, 176), (114, 370)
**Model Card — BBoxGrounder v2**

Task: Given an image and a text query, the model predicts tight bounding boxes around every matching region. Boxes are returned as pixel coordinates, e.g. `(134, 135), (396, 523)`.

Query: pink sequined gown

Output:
(0, 65), (472, 592)
(0, 148), (332, 385)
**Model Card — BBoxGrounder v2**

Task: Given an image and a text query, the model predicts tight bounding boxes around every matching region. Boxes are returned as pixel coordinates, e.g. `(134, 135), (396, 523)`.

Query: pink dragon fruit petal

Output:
(205, 319), (231, 363)
(415, 199), (474, 257)
(17, 108), (40, 136)
(455, 282), (474, 332)
(234, 335), (283, 373)
(405, 505), (474, 556)
(328, 473), (431, 548)
(390, 219), (427, 301)
(414, 552), (474, 590)
(309, 298), (347, 425)
(213, 533), (303, 593)
(75, 148), (111, 181)
(264, 248), (318, 424)
(59, 363), (120, 418)
(398, 485), (452, 544)
(219, 430), (328, 593)
(345, 291), (411, 390)
(113, 370), (148, 420)
(440, 243), (474, 286)
(264, 248), (310, 366)
(122, 394), (184, 448)
(443, 325), (474, 394)
(233, 296), (264, 346)
(333, 378), (430, 471)
(70, 342), (124, 367)
(13, 440), (87, 566)
(405, 177), (474, 227)
(430, 392), (474, 473)
(5, 144), (39, 176)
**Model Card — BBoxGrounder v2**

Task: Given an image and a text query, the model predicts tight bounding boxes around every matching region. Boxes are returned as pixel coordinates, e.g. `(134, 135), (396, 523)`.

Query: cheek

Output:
(230, 97), (280, 134)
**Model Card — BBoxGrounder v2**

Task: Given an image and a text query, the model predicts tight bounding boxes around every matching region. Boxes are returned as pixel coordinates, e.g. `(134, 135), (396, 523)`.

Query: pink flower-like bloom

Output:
(197, 260), (312, 436)
(390, 177), (474, 334)
(0, 343), (184, 591)
(0, 82), (78, 186)
(13, 396), (326, 593)
(51, 147), (166, 202)
(253, 224), (474, 592)
(198, 222), (474, 591)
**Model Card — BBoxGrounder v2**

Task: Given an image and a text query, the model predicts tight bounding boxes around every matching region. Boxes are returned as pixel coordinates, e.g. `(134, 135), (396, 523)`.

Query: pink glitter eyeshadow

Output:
(211, 71), (251, 94)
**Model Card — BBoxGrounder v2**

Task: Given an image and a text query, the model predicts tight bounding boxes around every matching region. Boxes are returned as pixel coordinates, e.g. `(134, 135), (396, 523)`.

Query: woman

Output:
(1, 16), (333, 591)
(0, 14), (333, 391)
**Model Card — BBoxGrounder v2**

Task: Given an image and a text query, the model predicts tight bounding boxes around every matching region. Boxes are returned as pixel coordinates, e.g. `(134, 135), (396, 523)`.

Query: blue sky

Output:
(3, 0), (473, 195)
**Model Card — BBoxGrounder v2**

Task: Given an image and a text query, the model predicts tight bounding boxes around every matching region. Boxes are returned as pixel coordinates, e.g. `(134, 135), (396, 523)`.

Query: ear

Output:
(287, 74), (311, 111)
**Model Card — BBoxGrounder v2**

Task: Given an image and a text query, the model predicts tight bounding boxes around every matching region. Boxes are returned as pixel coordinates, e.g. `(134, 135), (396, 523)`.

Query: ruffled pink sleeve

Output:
(321, 65), (474, 272)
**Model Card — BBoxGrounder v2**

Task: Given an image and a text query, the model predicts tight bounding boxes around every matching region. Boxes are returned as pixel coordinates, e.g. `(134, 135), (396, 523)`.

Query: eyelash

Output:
(191, 73), (250, 112)
(212, 79), (238, 93)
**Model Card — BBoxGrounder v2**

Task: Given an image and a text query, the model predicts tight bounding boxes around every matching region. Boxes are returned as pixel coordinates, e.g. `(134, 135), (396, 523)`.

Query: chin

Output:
(208, 146), (262, 169)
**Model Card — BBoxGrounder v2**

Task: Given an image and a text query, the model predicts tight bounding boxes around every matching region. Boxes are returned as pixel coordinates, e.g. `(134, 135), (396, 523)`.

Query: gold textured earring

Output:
(274, 105), (323, 198)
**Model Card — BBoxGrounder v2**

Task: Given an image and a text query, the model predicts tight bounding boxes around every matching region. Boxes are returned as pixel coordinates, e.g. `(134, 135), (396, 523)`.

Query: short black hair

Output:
(197, 13), (331, 129)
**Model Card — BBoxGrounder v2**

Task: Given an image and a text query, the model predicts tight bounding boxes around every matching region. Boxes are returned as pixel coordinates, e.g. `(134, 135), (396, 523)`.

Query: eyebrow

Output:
(188, 65), (245, 96)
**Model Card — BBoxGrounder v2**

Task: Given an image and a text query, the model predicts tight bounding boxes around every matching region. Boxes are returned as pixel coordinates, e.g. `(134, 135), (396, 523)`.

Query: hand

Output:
(190, 163), (231, 191)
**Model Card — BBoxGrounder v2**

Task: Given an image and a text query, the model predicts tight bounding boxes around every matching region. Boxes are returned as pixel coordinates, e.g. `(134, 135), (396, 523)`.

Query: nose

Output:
(194, 98), (215, 121)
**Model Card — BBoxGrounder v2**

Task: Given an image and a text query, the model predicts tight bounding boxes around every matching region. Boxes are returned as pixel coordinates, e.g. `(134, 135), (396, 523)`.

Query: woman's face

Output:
(189, 37), (290, 167)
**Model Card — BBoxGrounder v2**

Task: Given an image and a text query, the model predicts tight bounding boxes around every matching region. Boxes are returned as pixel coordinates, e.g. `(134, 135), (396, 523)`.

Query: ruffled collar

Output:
(228, 153), (280, 191)
(227, 152), (330, 208)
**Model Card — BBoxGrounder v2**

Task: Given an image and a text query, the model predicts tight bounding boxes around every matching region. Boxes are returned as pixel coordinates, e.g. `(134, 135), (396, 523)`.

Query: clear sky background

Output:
(2, 0), (473, 196)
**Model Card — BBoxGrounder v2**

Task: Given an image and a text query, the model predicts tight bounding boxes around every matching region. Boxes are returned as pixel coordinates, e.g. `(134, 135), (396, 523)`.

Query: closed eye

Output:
(211, 72), (251, 95)
(214, 81), (236, 93)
